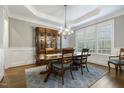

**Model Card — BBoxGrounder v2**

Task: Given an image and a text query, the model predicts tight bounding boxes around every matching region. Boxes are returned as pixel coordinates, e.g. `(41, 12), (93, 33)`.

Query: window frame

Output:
(75, 20), (114, 55)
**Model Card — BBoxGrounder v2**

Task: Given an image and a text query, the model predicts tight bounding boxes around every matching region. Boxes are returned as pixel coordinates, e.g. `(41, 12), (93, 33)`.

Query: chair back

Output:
(119, 48), (124, 61)
(77, 48), (89, 63)
(45, 48), (56, 54)
(81, 48), (89, 58)
(61, 48), (74, 64)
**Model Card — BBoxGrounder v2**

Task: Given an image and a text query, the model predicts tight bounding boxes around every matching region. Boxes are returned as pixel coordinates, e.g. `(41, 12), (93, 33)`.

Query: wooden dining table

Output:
(39, 52), (91, 82)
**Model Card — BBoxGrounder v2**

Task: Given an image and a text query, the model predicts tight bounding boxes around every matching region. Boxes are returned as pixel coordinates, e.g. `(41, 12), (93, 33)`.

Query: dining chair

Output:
(39, 48), (57, 74)
(52, 48), (74, 85)
(108, 48), (124, 73)
(73, 48), (89, 75)
(45, 48), (58, 66)
(45, 48), (56, 54)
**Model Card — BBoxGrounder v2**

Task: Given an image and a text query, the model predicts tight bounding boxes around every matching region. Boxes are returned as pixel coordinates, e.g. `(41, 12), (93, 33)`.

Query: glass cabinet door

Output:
(51, 37), (56, 48)
(51, 32), (56, 48)
(46, 32), (51, 48)
(40, 32), (45, 49)
(57, 34), (60, 49)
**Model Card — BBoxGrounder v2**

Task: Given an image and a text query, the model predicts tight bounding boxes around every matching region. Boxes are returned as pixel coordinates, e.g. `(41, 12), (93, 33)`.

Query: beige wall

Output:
(6, 18), (75, 68)
(9, 18), (74, 48)
(0, 7), (4, 48)
(0, 6), (5, 81)
(9, 18), (35, 48)
(114, 15), (124, 48)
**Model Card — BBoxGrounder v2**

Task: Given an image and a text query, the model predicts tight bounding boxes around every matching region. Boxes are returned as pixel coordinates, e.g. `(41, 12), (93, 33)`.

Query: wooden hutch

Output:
(35, 27), (62, 65)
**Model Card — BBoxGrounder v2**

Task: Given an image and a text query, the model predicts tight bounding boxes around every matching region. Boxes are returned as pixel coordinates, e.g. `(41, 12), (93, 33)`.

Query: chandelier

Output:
(60, 5), (74, 39)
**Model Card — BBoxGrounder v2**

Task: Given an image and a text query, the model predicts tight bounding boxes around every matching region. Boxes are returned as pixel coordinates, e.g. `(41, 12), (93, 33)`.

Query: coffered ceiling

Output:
(7, 5), (124, 29)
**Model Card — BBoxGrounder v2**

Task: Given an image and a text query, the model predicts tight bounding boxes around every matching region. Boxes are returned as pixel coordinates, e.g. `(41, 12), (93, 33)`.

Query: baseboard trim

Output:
(6, 62), (107, 69)
(0, 76), (4, 83)
(88, 62), (108, 68)
(6, 63), (36, 69)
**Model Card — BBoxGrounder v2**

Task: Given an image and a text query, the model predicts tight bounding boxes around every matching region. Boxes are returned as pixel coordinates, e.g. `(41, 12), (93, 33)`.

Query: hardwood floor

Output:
(2, 64), (124, 88)
(0, 77), (7, 88)
(4, 64), (37, 88)
(91, 70), (124, 88)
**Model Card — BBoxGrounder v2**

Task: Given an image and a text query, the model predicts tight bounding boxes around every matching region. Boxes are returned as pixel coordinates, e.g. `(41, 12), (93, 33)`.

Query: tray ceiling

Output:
(7, 5), (124, 29)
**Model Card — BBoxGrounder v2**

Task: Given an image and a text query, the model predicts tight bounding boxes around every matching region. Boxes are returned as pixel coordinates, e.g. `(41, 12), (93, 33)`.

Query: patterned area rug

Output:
(25, 64), (107, 88)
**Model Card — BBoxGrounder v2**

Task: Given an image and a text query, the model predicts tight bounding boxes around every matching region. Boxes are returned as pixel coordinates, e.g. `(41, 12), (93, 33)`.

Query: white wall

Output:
(9, 18), (35, 48)
(5, 48), (35, 68)
(6, 8), (124, 68)
(62, 36), (69, 48)
(0, 49), (4, 81)
(6, 18), (36, 68)
(74, 15), (124, 67)
(0, 7), (4, 48)
(0, 6), (5, 81)
(68, 33), (75, 48)
(5, 18), (74, 68)
(114, 15), (124, 48)
(61, 31), (75, 48)
(88, 54), (109, 66)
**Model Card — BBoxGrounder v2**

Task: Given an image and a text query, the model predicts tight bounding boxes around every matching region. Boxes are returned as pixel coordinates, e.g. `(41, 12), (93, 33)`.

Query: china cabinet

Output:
(35, 27), (62, 65)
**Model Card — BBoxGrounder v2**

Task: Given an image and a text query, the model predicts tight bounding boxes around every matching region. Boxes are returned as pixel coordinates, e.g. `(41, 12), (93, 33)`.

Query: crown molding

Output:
(8, 12), (61, 30)
(73, 7), (124, 30)
(24, 5), (63, 24)
(7, 5), (124, 31)
(69, 7), (101, 27)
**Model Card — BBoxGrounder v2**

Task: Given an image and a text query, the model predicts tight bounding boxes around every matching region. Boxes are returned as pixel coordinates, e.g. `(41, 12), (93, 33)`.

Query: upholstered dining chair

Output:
(39, 48), (57, 74)
(108, 48), (124, 73)
(52, 48), (74, 85)
(45, 48), (58, 67)
(73, 48), (89, 75)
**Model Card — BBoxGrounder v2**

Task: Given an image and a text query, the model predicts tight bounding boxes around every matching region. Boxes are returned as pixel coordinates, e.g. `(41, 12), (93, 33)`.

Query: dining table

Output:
(38, 52), (91, 82)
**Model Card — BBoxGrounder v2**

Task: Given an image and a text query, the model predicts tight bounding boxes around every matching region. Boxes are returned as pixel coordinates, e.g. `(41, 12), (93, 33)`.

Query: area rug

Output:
(25, 64), (107, 88)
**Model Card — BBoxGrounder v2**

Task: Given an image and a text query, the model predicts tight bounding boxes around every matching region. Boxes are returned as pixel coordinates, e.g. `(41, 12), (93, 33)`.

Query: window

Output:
(84, 26), (96, 53)
(97, 23), (112, 54)
(75, 20), (113, 55)
(76, 26), (97, 53)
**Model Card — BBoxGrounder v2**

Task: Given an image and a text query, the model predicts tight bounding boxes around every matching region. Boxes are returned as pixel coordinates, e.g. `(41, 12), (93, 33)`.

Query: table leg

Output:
(44, 63), (52, 82)
(40, 70), (49, 74)
(40, 64), (49, 74)
(44, 70), (51, 82)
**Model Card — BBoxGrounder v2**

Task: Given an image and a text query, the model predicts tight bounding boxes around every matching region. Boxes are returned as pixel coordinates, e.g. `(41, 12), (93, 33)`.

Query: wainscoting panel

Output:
(5, 48), (114, 69)
(5, 48), (36, 68)
(88, 54), (109, 67)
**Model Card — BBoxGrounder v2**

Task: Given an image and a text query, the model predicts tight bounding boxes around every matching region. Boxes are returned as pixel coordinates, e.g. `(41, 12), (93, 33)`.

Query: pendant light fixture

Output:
(60, 5), (74, 39)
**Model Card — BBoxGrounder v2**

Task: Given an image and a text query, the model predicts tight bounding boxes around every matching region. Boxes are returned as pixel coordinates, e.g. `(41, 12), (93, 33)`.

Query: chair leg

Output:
(108, 62), (110, 72)
(119, 65), (122, 72)
(115, 65), (118, 74)
(70, 66), (74, 79)
(75, 64), (78, 70)
(80, 64), (83, 75)
(86, 63), (89, 72)
(61, 70), (64, 85)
